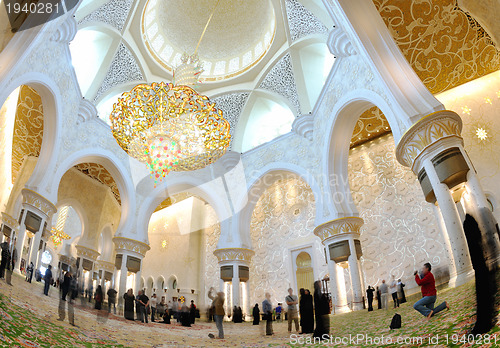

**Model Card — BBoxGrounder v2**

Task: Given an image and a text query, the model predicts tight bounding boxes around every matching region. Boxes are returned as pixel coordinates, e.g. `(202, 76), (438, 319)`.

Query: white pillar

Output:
(88, 261), (94, 294)
(327, 258), (348, 314)
(245, 281), (251, 318)
(424, 159), (474, 287)
(118, 254), (128, 297)
(36, 241), (46, 270)
(28, 217), (45, 269)
(134, 269), (142, 294)
(347, 237), (363, 311)
(232, 264), (240, 307)
(14, 209), (27, 273)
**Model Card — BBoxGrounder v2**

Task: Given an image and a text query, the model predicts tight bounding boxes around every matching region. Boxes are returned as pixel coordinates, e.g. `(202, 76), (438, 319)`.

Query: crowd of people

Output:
(365, 263), (450, 320)
(366, 275), (407, 311)
(206, 280), (331, 340)
(123, 288), (198, 326)
(2, 249), (450, 340)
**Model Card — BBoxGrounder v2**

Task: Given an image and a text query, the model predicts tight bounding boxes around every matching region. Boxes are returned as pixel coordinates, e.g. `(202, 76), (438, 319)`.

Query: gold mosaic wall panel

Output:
(12, 85), (44, 184)
(374, 0), (500, 94)
(350, 106), (391, 148)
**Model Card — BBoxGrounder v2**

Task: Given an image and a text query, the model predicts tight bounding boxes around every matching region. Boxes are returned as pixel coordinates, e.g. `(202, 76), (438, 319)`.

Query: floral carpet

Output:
(0, 273), (499, 347)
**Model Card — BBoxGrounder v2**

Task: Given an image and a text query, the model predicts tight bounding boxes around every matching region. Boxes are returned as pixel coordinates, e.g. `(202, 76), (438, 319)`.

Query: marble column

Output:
(14, 209), (27, 273)
(134, 269), (142, 294)
(118, 254), (128, 308)
(424, 160), (474, 287)
(395, 111), (479, 287)
(244, 281), (251, 319)
(232, 264), (240, 307)
(327, 258), (349, 313)
(14, 189), (57, 273)
(28, 216), (45, 269)
(213, 248), (255, 319)
(347, 237), (364, 310)
(314, 217), (365, 312)
(36, 240), (46, 271)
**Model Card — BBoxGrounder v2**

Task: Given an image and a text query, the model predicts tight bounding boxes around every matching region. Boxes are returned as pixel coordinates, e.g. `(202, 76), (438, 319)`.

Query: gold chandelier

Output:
(109, 1), (230, 185)
(110, 82), (230, 184)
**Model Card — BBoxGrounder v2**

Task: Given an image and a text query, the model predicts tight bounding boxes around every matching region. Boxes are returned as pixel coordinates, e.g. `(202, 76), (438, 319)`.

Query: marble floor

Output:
(0, 272), (498, 347)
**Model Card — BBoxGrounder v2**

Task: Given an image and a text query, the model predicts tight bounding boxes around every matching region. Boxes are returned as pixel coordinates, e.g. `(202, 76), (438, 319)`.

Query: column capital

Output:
(396, 110), (463, 171)
(95, 260), (116, 273)
(21, 188), (57, 219)
(1, 212), (20, 231)
(314, 217), (364, 244)
(112, 236), (150, 258)
(213, 248), (255, 264)
(75, 245), (100, 261)
(58, 254), (74, 265)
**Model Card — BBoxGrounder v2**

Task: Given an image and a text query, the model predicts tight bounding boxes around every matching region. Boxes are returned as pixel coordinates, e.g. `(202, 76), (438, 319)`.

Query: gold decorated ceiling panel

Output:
(350, 106), (391, 148)
(154, 191), (196, 212)
(374, 0), (500, 94)
(12, 85), (44, 184)
(74, 163), (121, 205)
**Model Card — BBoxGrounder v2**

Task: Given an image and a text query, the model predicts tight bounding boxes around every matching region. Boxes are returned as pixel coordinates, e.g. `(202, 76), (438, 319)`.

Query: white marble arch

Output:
(234, 162), (323, 249)
(0, 72), (63, 198)
(134, 175), (233, 246)
(156, 275), (165, 292)
(322, 89), (406, 218)
(47, 148), (136, 238)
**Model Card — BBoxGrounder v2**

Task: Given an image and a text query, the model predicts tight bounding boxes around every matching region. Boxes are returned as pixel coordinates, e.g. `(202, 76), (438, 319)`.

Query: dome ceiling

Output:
(143, 0), (276, 80)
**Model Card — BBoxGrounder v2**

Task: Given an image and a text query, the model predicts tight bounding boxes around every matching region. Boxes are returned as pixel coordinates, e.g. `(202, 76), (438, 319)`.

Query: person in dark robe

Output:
(397, 279), (407, 304)
(463, 211), (500, 334)
(162, 306), (171, 324)
(366, 286), (375, 311)
(0, 241), (9, 279)
(237, 306), (243, 323)
(376, 286), (382, 309)
(94, 285), (103, 310)
(252, 304), (260, 325)
(180, 303), (191, 327)
(232, 305), (238, 323)
(61, 271), (72, 301)
(299, 288), (314, 334)
(312, 281), (330, 339)
(189, 300), (197, 324)
(123, 289), (135, 320)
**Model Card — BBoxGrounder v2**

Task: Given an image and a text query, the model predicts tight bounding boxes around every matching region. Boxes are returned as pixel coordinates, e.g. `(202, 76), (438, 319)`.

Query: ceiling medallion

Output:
(110, 1), (231, 185)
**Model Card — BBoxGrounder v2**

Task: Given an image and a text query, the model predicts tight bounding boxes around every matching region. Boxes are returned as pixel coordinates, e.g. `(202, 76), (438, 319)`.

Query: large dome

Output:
(142, 0), (276, 81)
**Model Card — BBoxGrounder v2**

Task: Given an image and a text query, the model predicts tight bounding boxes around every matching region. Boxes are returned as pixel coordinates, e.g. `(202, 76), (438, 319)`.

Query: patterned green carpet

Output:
(0, 273), (499, 347)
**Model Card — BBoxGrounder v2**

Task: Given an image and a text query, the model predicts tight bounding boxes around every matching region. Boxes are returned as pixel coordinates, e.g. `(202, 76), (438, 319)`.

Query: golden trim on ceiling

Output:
(154, 191), (196, 212)
(350, 106), (391, 148)
(12, 85), (44, 184)
(374, 0), (500, 94)
(74, 163), (121, 205)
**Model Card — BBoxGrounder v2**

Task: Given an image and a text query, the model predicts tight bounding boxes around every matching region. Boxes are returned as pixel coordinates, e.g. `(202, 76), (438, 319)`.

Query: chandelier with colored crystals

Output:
(109, 81), (230, 184)
(50, 228), (71, 247)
